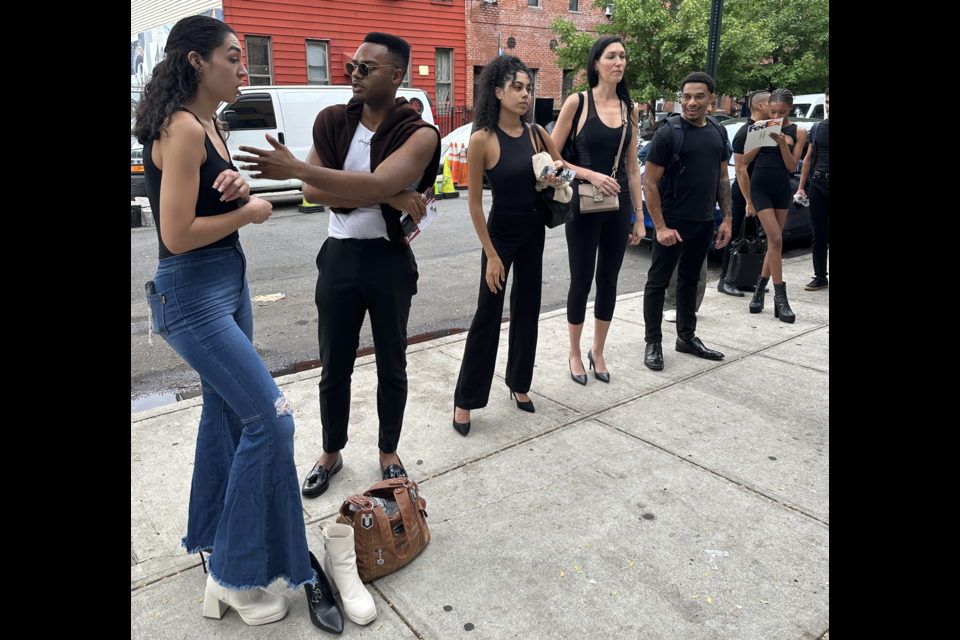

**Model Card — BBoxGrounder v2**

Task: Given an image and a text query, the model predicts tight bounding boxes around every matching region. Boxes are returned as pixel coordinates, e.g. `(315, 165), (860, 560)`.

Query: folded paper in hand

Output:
(744, 118), (783, 152)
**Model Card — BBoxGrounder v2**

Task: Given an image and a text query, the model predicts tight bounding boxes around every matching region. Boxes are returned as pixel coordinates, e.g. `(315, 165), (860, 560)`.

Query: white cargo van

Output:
(790, 93), (826, 120)
(218, 85), (436, 193)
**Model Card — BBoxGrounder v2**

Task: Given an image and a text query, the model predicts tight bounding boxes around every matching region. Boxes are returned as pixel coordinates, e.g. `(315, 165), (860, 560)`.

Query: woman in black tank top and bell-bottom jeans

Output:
(550, 36), (644, 385)
(452, 56), (567, 436)
(134, 17), (313, 624)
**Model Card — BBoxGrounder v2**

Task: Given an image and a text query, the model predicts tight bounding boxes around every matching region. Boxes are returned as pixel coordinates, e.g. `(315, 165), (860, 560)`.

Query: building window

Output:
(223, 93), (277, 130)
(528, 0), (540, 6)
(569, 0), (579, 10)
(473, 66), (483, 104)
(562, 69), (575, 105)
(245, 36), (273, 86)
(306, 41), (329, 86)
(435, 48), (453, 109)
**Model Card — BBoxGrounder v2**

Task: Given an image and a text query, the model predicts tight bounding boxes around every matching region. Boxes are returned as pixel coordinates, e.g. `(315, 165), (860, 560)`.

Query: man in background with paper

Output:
(231, 32), (442, 496)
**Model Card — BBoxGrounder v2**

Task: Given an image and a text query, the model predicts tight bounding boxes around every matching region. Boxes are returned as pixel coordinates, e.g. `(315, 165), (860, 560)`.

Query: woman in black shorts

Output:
(550, 35), (644, 385)
(452, 55), (566, 436)
(742, 88), (807, 322)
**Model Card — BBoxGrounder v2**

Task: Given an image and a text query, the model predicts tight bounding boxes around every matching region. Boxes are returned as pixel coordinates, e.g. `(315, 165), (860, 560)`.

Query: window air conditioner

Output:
(605, 5), (614, 17)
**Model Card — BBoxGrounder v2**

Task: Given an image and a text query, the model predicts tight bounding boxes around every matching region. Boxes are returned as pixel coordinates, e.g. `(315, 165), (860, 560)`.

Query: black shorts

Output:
(750, 167), (792, 211)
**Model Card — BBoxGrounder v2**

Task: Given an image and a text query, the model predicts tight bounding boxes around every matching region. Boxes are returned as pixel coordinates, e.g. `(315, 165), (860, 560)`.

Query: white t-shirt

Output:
(328, 123), (424, 240)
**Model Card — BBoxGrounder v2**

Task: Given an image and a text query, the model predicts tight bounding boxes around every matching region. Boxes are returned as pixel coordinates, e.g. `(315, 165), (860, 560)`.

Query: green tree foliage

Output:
(551, 0), (828, 112)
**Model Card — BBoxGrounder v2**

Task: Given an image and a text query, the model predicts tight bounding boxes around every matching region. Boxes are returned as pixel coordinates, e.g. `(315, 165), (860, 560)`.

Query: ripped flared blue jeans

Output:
(147, 242), (313, 591)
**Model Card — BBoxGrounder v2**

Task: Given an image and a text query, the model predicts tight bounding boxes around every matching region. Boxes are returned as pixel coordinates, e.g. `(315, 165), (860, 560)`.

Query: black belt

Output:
(812, 171), (830, 179)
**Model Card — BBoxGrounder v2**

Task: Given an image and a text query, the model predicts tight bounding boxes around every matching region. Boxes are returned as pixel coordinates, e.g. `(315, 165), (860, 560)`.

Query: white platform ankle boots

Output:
(322, 523), (377, 625)
(202, 574), (289, 625)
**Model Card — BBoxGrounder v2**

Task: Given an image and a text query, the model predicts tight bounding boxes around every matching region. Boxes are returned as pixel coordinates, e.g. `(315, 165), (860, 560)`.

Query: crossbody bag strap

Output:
(610, 101), (628, 179)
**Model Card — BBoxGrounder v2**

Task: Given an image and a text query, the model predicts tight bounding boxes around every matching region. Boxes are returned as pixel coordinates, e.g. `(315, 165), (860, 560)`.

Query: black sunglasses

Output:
(345, 62), (398, 77)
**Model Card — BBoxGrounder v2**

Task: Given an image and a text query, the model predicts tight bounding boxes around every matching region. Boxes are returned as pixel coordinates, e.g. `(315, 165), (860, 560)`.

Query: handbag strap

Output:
(610, 101), (628, 179)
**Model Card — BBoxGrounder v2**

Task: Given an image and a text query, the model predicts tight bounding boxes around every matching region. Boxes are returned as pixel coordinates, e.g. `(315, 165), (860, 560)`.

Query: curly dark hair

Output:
(133, 16), (236, 144)
(586, 35), (633, 113)
(472, 55), (531, 133)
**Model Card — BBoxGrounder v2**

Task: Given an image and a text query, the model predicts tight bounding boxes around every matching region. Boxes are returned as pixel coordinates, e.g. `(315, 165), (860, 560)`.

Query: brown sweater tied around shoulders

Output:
(312, 97), (441, 246)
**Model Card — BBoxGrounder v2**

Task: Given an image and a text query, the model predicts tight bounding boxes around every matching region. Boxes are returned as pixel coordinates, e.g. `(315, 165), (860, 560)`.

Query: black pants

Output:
(565, 184), (633, 325)
(644, 218), (715, 344)
(455, 213), (545, 410)
(721, 191), (759, 280)
(315, 237), (418, 454)
(809, 176), (830, 278)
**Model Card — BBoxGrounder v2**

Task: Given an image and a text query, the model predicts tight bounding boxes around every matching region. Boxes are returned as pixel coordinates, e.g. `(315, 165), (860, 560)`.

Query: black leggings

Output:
(565, 182), (633, 325)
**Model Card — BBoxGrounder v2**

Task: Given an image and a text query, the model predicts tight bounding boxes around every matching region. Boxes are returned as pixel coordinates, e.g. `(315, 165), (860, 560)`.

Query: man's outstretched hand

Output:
(234, 134), (301, 181)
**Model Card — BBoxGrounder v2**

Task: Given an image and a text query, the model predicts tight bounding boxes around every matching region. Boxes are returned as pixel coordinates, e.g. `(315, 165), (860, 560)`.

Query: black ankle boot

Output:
(773, 283), (796, 323)
(749, 276), (769, 314)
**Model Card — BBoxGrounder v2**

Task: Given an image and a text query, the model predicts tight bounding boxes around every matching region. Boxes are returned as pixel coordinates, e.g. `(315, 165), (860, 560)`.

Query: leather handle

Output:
(610, 101), (628, 179)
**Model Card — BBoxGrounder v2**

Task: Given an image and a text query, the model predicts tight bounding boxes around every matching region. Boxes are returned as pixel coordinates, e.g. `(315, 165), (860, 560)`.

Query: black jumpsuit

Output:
(565, 91), (634, 325)
(750, 123), (798, 211)
(453, 125), (547, 410)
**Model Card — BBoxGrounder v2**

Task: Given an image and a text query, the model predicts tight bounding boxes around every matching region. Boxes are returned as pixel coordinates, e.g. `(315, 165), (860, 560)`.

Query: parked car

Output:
(130, 85), (436, 197)
(633, 117), (821, 252)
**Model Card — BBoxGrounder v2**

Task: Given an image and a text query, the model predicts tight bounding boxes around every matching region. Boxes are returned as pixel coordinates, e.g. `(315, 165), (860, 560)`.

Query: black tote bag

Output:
(724, 223), (766, 288)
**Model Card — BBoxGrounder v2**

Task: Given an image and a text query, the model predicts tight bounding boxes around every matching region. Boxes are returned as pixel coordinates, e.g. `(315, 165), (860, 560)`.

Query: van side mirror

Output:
(222, 110), (239, 129)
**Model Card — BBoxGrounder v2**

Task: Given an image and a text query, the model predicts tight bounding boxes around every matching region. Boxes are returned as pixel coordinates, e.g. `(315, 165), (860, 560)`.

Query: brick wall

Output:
(465, 0), (610, 109)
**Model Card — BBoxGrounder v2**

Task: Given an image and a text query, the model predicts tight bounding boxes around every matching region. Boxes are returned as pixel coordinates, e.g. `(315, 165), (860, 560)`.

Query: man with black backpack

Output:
(796, 87), (829, 290)
(641, 72), (732, 371)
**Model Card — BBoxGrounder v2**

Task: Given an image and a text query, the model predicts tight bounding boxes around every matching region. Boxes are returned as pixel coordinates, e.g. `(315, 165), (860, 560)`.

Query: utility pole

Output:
(705, 0), (724, 81)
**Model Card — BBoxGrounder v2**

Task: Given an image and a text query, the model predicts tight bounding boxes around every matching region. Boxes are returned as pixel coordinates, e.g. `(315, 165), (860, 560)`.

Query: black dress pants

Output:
(455, 212), (545, 410)
(315, 237), (418, 454)
(808, 176), (830, 278)
(644, 218), (716, 344)
(721, 190), (759, 281)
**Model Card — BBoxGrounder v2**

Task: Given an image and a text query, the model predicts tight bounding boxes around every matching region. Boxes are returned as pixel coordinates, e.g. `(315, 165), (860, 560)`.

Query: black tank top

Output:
(754, 123), (798, 170)
(573, 91), (632, 188)
(484, 124), (542, 216)
(144, 108), (241, 259)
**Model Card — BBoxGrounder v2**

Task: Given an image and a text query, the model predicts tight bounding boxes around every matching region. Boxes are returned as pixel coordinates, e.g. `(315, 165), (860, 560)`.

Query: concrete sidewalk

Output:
(131, 253), (829, 639)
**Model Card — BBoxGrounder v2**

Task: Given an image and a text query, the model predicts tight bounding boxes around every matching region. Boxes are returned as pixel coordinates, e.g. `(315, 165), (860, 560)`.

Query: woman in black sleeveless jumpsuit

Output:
(452, 56), (567, 436)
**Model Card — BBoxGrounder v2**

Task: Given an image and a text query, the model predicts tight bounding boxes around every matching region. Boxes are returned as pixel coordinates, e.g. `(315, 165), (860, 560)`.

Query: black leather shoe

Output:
(380, 455), (407, 480)
(587, 349), (610, 383)
(675, 336), (724, 361)
(305, 551), (344, 634)
(749, 276), (770, 314)
(453, 408), (470, 437)
(569, 357), (587, 385)
(718, 279), (745, 296)
(773, 282), (796, 323)
(804, 276), (828, 291)
(644, 343), (664, 371)
(301, 453), (343, 498)
(510, 390), (535, 413)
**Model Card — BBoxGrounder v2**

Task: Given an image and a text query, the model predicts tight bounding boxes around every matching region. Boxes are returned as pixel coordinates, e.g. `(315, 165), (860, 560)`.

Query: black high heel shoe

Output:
(586, 349), (610, 383)
(510, 390), (535, 413)
(569, 357), (587, 386)
(305, 551), (344, 633)
(453, 407), (470, 437)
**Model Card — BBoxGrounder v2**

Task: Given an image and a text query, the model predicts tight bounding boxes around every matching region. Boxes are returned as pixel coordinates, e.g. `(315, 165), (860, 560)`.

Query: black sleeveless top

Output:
(754, 123), (798, 170)
(143, 108), (241, 259)
(573, 91), (632, 188)
(483, 124), (542, 216)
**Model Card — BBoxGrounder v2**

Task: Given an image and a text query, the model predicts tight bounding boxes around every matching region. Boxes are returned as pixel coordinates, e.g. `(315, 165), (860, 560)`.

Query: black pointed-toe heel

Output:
(305, 551), (344, 634)
(510, 390), (535, 413)
(453, 408), (470, 437)
(569, 357), (588, 386)
(587, 349), (610, 383)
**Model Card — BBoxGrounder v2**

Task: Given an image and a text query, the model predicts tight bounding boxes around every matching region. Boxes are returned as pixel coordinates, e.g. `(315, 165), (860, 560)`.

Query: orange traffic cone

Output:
(450, 143), (460, 185)
(456, 143), (469, 190)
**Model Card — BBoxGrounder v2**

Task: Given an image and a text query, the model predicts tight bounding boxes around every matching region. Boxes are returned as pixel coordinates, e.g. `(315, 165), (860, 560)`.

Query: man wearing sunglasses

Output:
(233, 32), (441, 496)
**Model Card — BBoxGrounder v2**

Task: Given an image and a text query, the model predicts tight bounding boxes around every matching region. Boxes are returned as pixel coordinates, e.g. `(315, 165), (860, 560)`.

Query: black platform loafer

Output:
(644, 343), (664, 371)
(675, 336), (724, 361)
(305, 551), (344, 634)
(718, 279), (745, 296)
(380, 455), (407, 480)
(301, 453), (343, 498)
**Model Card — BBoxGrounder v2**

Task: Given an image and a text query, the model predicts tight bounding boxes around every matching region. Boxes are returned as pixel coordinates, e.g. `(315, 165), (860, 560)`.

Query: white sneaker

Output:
(664, 309), (677, 322)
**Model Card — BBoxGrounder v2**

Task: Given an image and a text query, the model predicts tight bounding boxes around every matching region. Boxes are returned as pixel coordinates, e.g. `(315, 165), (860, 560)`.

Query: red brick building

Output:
(223, 0), (468, 112)
(465, 0), (610, 114)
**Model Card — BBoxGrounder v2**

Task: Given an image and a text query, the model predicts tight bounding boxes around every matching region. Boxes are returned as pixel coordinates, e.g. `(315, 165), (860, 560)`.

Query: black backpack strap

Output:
(569, 92), (585, 142)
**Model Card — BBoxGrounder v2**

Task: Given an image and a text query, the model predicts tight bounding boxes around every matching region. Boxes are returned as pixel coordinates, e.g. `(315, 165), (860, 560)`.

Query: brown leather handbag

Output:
(578, 100), (628, 213)
(336, 477), (430, 582)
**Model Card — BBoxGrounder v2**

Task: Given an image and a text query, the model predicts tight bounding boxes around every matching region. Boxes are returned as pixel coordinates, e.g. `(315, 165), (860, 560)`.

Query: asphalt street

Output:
(130, 189), (812, 411)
